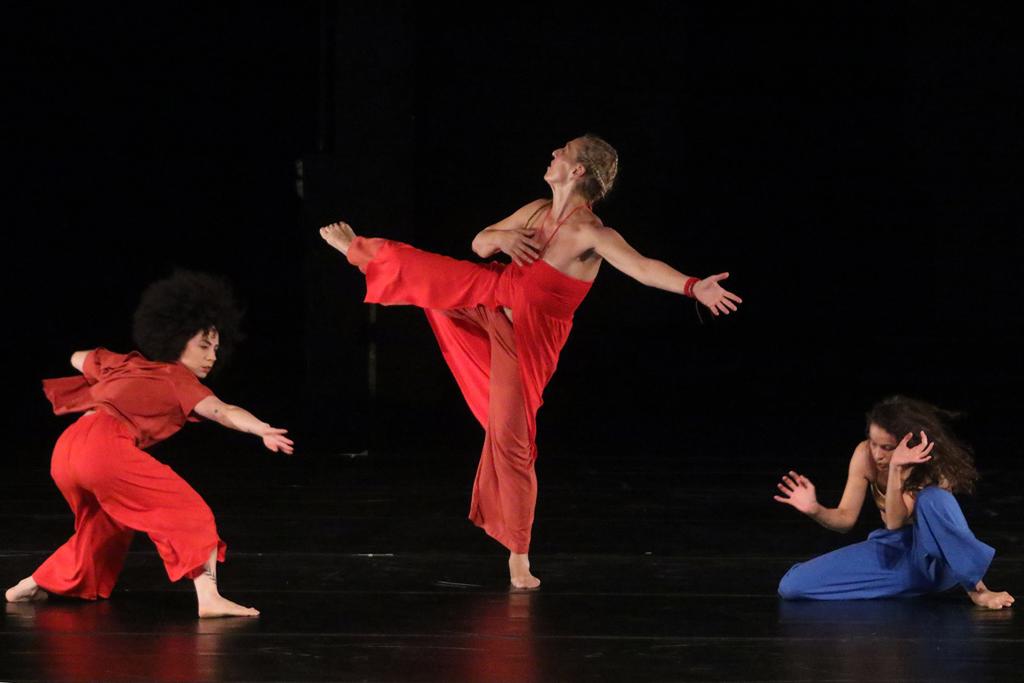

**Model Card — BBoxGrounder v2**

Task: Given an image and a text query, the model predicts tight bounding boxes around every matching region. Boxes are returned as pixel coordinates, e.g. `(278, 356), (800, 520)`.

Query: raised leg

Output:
(319, 221), (357, 256)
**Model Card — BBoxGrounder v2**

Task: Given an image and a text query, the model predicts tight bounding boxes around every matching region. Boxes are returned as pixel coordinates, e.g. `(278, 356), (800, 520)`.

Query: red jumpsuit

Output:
(32, 348), (227, 599)
(347, 232), (593, 553)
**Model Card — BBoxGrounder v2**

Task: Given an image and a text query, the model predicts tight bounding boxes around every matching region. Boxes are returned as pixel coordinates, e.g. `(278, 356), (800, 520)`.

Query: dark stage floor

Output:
(2, 428), (1021, 682)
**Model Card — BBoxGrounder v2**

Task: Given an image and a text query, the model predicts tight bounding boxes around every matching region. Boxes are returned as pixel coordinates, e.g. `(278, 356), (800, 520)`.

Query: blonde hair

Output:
(574, 134), (618, 204)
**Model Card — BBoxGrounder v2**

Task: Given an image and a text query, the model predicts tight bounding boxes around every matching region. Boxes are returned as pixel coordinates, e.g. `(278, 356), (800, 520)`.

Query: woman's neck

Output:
(548, 186), (587, 221)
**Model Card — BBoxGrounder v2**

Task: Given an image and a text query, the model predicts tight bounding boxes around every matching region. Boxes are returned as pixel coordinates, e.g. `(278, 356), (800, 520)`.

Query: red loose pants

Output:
(348, 237), (590, 553)
(32, 412), (226, 599)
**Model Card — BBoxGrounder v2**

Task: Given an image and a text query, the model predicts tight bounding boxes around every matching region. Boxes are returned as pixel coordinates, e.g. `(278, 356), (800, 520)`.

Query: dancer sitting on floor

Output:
(4, 271), (294, 617)
(774, 395), (1013, 609)
(320, 134), (743, 588)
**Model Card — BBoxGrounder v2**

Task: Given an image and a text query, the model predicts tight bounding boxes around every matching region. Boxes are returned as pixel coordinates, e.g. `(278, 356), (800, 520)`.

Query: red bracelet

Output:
(683, 276), (699, 299)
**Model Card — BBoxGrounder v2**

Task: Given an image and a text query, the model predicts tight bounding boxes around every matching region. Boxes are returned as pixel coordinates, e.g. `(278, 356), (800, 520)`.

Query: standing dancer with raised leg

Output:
(321, 135), (742, 588)
(5, 271), (294, 617)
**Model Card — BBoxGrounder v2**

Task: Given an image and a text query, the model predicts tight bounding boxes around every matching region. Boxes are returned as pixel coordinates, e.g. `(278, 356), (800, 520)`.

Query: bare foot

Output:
(969, 588), (1015, 610)
(198, 594), (260, 618)
(509, 552), (540, 590)
(5, 577), (48, 603)
(319, 221), (356, 255)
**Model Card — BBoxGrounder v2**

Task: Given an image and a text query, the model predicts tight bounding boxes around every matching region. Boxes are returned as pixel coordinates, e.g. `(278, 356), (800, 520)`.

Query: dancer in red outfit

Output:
(322, 135), (742, 588)
(4, 271), (294, 617)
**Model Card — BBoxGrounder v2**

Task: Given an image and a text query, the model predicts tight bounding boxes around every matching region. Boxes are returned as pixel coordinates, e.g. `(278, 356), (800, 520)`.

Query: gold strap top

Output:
(870, 477), (915, 525)
(869, 479), (887, 513)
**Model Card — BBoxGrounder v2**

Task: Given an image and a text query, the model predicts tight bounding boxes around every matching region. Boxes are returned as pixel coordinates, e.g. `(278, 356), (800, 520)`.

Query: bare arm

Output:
(882, 464), (916, 529)
(471, 199), (548, 264)
(590, 227), (742, 315)
(70, 350), (94, 373)
(591, 226), (693, 292)
(775, 443), (872, 533)
(882, 431), (935, 530)
(193, 395), (294, 454)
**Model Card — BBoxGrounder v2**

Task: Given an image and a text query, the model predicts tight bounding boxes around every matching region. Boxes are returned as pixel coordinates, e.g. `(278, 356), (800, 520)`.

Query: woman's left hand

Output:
(261, 427), (295, 455)
(890, 430), (934, 468)
(693, 273), (743, 316)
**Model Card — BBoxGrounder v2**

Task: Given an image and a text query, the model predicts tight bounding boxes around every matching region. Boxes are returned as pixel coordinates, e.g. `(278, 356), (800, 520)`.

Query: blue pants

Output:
(779, 487), (995, 600)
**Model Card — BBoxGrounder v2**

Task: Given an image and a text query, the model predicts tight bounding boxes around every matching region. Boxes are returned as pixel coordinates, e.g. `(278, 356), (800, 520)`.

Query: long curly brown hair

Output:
(866, 395), (979, 495)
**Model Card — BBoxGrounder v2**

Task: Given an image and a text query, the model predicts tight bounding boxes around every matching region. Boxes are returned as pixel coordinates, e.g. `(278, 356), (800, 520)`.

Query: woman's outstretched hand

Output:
(774, 471), (820, 515)
(693, 273), (743, 316)
(260, 427), (294, 455)
(497, 228), (542, 266)
(890, 431), (934, 468)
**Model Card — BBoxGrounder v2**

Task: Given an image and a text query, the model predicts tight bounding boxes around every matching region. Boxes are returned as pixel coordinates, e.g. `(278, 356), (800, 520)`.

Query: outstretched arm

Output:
(774, 444), (872, 533)
(193, 395), (294, 454)
(591, 227), (742, 316)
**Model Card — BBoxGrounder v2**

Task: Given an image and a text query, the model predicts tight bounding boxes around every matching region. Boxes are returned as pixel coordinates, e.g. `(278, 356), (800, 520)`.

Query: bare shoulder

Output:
(567, 212), (609, 245)
(484, 199), (550, 233)
(850, 440), (873, 476)
(515, 198), (551, 220)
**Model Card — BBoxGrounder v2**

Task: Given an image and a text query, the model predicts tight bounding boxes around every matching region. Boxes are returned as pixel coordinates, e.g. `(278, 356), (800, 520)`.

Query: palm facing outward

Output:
(774, 471), (819, 514)
(693, 273), (743, 316)
(261, 428), (294, 455)
(891, 431), (934, 468)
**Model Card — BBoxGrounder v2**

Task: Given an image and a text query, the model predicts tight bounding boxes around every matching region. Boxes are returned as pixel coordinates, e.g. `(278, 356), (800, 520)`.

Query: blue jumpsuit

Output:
(779, 486), (995, 600)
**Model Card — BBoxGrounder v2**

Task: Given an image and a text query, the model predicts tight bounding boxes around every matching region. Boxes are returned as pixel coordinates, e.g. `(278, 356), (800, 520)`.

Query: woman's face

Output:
(867, 423), (899, 469)
(544, 139), (583, 183)
(179, 328), (219, 379)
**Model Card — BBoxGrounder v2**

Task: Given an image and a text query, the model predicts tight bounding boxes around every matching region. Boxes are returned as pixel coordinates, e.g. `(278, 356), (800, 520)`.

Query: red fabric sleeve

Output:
(41, 376), (93, 415)
(42, 347), (124, 414)
(171, 366), (214, 419)
(81, 348), (129, 384)
(81, 348), (105, 384)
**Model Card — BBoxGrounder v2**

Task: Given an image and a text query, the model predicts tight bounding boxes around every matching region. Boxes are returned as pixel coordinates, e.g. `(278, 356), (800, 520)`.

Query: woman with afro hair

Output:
(775, 396), (1013, 609)
(5, 271), (293, 617)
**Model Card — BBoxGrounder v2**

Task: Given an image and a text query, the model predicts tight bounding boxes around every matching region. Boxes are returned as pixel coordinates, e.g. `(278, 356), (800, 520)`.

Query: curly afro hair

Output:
(132, 270), (244, 365)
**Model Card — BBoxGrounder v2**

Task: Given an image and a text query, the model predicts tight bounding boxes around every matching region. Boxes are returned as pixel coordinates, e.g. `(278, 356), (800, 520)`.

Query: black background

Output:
(5, 2), (1021, 479)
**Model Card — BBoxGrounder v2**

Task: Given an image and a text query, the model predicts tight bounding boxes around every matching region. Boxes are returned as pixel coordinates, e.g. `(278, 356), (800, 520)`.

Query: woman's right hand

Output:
(890, 431), (934, 469)
(774, 471), (819, 514)
(260, 427), (294, 455)
(496, 228), (542, 266)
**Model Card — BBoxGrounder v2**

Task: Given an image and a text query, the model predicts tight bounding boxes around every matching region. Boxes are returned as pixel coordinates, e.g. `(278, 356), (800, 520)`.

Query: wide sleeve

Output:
(171, 366), (214, 420)
(41, 376), (94, 415)
(82, 347), (129, 384)
(42, 347), (121, 415)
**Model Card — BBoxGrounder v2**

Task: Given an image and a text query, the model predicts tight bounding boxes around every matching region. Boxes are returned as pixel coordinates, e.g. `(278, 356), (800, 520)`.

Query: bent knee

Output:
(778, 566), (808, 600)
(914, 486), (956, 514)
